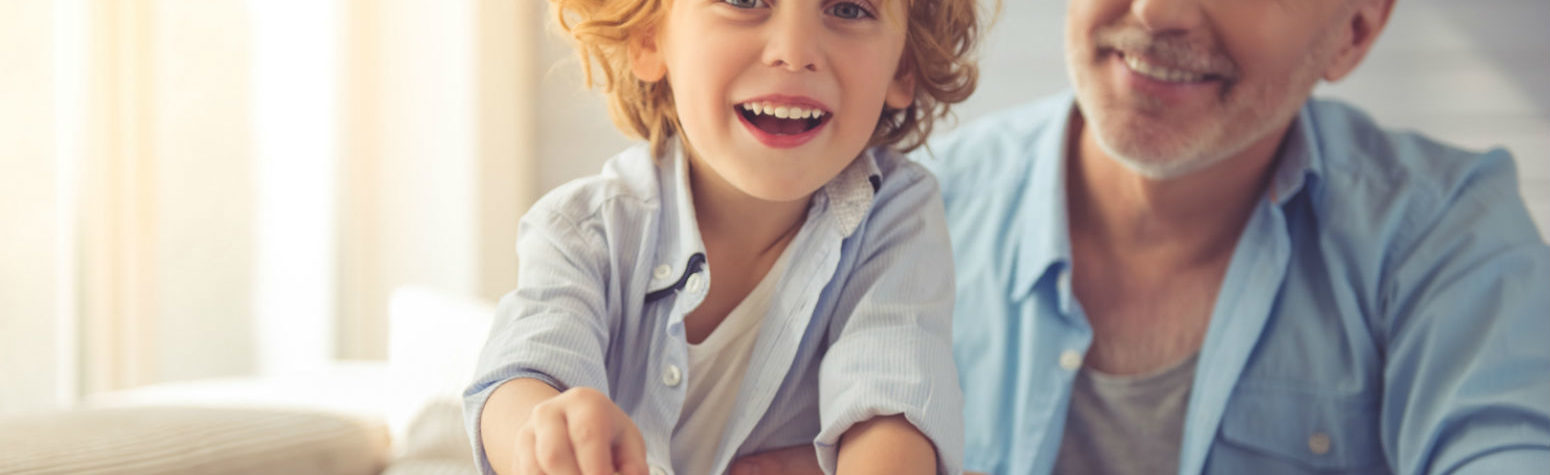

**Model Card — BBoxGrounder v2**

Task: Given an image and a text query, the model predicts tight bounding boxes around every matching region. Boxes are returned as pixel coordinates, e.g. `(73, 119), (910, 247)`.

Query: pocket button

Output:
(1308, 432), (1332, 455)
(1059, 350), (1082, 371)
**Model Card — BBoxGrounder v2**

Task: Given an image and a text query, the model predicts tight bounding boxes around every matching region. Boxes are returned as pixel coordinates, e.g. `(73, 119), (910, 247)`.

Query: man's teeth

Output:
(1123, 55), (1206, 83)
(740, 102), (826, 120)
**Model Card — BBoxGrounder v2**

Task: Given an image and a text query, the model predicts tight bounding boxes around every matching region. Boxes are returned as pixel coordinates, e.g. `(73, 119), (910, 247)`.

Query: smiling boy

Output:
(463, 1), (983, 474)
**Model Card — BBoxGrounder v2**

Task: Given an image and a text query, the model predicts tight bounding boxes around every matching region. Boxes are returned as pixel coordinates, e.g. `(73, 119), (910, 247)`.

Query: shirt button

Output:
(661, 364), (682, 387)
(653, 264), (673, 280)
(1058, 350), (1082, 371)
(684, 273), (704, 292)
(650, 465), (668, 475)
(1308, 432), (1332, 455)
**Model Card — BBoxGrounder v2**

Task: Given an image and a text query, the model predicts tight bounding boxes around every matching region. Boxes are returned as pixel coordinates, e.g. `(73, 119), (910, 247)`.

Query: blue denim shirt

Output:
(465, 142), (963, 475)
(919, 92), (1550, 474)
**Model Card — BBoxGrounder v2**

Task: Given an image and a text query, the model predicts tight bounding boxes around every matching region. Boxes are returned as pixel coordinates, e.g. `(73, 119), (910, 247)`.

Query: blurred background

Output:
(2, 0), (1546, 425)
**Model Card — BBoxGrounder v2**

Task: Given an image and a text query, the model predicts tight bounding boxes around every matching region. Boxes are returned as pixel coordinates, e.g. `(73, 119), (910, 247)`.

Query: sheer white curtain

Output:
(0, 0), (75, 415)
(336, 0), (536, 361)
(0, 0), (537, 415)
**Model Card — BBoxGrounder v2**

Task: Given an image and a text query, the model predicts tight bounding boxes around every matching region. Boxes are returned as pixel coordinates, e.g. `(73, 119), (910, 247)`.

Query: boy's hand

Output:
(513, 387), (649, 475)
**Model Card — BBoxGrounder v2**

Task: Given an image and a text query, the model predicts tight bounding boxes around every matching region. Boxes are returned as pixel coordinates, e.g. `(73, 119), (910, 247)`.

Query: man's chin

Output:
(1107, 154), (1220, 180)
(1094, 133), (1224, 181)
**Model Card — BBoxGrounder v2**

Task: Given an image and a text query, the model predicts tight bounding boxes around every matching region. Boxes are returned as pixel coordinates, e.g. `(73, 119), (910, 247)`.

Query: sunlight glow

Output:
(251, 0), (341, 375)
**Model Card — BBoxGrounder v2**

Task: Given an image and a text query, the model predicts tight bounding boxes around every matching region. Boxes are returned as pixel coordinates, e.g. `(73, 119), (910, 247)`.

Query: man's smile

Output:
(1118, 52), (1220, 84)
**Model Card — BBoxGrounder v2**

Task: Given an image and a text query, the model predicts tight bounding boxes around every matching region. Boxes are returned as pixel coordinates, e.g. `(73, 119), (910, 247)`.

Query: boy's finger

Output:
(568, 407), (614, 475)
(534, 409), (583, 475)
(515, 427), (544, 475)
(611, 417), (650, 475)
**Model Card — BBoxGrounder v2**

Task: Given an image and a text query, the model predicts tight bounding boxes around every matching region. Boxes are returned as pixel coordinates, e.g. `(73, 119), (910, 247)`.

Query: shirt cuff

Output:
(812, 402), (962, 475)
(461, 372), (566, 475)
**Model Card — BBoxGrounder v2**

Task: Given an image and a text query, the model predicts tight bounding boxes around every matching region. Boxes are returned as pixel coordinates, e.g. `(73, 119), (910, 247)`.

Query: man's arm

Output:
(1380, 151), (1550, 473)
(729, 445), (823, 475)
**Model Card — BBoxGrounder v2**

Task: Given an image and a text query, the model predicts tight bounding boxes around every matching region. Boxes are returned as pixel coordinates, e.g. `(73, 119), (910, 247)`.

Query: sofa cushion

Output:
(0, 406), (389, 475)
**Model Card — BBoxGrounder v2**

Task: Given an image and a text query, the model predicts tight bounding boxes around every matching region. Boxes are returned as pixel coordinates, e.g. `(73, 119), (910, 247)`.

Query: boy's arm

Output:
(835, 415), (937, 474)
(464, 206), (617, 474)
(814, 161), (962, 475)
(730, 447), (990, 475)
(481, 379), (649, 475)
(480, 379), (561, 474)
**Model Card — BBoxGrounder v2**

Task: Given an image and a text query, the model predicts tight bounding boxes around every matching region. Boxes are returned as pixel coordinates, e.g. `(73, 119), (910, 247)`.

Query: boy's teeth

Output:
(742, 102), (825, 120)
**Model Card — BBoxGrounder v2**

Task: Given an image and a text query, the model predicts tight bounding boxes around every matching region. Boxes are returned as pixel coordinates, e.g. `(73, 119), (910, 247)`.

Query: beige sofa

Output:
(0, 287), (490, 475)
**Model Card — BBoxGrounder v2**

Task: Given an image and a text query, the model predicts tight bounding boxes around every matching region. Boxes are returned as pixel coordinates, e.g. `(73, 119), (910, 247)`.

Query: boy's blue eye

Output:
(723, 0), (765, 8)
(829, 2), (874, 20)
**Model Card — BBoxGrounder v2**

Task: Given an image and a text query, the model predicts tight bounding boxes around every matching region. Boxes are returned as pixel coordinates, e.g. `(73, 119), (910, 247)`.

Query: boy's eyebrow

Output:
(835, 0), (904, 25)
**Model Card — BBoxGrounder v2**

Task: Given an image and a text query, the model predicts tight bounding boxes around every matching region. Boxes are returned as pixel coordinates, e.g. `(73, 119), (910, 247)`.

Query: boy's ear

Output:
(629, 30), (668, 82)
(884, 57), (916, 110)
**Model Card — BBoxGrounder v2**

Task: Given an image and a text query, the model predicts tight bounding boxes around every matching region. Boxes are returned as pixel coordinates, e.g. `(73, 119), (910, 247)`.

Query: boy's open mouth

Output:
(737, 101), (828, 135)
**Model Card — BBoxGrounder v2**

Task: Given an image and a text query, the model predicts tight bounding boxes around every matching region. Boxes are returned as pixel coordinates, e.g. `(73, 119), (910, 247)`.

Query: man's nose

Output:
(1128, 0), (1204, 33)
(761, 11), (821, 72)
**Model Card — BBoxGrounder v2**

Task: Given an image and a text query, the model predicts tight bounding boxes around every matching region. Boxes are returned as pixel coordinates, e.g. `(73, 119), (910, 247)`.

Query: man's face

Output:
(1066, 0), (1355, 179)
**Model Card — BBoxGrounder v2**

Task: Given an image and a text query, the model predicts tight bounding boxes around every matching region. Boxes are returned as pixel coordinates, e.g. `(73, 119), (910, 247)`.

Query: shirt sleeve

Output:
(1380, 149), (1550, 473)
(813, 165), (964, 475)
(461, 206), (615, 475)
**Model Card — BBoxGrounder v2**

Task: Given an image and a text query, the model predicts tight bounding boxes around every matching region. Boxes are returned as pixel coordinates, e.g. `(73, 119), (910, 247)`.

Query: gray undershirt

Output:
(1053, 353), (1199, 475)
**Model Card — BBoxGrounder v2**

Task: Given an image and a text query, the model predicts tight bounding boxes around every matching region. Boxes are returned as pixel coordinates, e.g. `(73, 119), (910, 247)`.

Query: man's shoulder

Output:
(1307, 98), (1516, 199)
(1302, 97), (1544, 273)
(917, 92), (1072, 195)
(1306, 98), (1530, 228)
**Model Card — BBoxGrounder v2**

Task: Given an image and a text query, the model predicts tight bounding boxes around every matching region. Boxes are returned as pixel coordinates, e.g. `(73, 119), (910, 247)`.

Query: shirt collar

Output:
(645, 140), (710, 297)
(650, 140), (881, 295)
(1010, 93), (1327, 299)
(1010, 92), (1079, 300)
(818, 147), (883, 238)
(1267, 101), (1325, 206)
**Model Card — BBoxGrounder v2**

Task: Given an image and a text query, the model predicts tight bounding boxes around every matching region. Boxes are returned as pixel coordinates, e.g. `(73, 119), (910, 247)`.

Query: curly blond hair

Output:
(550, 0), (982, 158)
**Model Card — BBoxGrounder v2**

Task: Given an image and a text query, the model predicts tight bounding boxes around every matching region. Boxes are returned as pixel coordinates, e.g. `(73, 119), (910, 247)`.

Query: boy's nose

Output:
(761, 11), (821, 72)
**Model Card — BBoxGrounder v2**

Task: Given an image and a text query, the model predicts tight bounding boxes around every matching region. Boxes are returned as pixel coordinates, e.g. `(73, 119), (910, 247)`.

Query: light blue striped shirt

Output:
(920, 92), (1550, 474)
(464, 142), (963, 475)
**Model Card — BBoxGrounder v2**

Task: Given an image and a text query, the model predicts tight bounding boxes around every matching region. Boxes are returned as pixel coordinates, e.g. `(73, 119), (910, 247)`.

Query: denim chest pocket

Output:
(1210, 384), (1389, 474)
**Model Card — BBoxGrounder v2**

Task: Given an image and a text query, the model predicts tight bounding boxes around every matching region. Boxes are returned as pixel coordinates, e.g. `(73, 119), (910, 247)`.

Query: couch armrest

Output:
(0, 406), (389, 475)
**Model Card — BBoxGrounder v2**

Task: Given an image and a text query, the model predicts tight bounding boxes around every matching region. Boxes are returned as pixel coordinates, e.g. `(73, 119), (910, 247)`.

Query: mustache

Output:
(1093, 26), (1239, 78)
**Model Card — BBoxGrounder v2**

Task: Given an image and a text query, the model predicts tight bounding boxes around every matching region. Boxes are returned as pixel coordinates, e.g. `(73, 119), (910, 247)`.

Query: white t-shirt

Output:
(670, 250), (791, 475)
